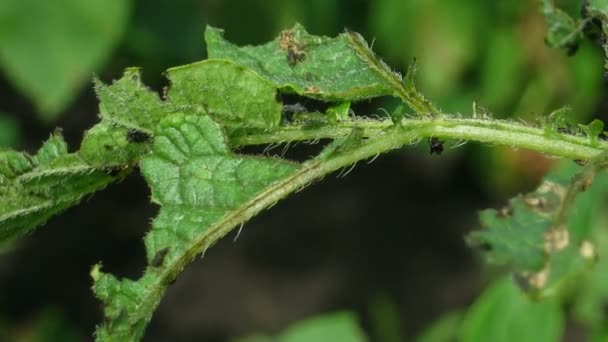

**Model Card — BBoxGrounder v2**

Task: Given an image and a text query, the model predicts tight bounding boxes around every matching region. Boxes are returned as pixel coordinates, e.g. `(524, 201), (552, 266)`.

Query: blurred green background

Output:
(0, 0), (607, 341)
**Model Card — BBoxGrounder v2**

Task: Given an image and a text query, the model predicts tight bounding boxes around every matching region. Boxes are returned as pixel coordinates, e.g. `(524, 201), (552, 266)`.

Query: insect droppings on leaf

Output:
(126, 129), (152, 143)
(279, 28), (307, 67)
(429, 137), (444, 155)
(151, 247), (170, 267)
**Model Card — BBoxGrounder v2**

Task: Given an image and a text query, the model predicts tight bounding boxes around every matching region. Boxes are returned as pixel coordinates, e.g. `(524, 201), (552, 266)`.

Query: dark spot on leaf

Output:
(287, 48), (306, 67)
(512, 273), (532, 292)
(278, 28), (307, 67)
(103, 144), (113, 151)
(151, 247), (170, 267)
(429, 137), (444, 155)
(580, 176), (594, 192)
(126, 129), (152, 143)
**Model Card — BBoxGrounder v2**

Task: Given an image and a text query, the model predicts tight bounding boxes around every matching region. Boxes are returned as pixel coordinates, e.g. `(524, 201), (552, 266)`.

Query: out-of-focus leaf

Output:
(459, 277), (564, 342)
(369, 0), (486, 113)
(467, 162), (599, 296)
(0, 308), (83, 342)
(480, 27), (523, 110)
(0, 113), (19, 147)
(368, 293), (404, 342)
(585, 0), (608, 19)
(570, 168), (608, 330)
(232, 311), (368, 342)
(415, 311), (463, 342)
(540, 0), (582, 53)
(0, 0), (130, 120)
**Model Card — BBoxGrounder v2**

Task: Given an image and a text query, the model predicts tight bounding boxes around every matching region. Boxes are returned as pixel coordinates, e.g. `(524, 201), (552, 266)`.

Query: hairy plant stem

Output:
(232, 116), (607, 161)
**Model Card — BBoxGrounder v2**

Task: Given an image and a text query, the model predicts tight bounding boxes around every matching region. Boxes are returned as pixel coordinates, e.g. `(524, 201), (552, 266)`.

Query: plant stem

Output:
(231, 116), (606, 161)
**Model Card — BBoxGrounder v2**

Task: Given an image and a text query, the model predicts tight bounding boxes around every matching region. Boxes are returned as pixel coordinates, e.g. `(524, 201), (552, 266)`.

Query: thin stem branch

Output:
(231, 116), (606, 161)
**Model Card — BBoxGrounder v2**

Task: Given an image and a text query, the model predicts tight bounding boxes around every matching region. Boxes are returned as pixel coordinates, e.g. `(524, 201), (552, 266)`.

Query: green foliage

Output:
(0, 308), (84, 342)
(0, 135), (122, 241)
(0, 0), (131, 120)
(540, 0), (582, 53)
(206, 24), (393, 101)
(0, 8), (607, 341)
(459, 277), (564, 342)
(232, 311), (368, 342)
(415, 311), (463, 342)
(166, 60), (282, 128)
(0, 113), (19, 148)
(93, 112), (299, 340)
(467, 161), (604, 297)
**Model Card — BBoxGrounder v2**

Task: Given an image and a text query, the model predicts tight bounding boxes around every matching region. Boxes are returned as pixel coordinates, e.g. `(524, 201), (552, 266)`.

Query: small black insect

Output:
(151, 247), (170, 267)
(429, 137), (444, 155)
(126, 129), (152, 143)
(287, 48), (306, 67)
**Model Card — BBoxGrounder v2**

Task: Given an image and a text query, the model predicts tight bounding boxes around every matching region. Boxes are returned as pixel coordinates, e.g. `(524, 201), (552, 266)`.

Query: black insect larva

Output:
(126, 129), (152, 143)
(287, 48), (306, 67)
(151, 247), (170, 267)
(429, 137), (444, 155)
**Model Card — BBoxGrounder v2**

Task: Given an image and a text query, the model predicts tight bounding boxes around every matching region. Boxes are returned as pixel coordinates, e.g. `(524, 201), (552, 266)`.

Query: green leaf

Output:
(232, 311), (368, 342)
(368, 293), (404, 342)
(81, 69), (165, 167)
(0, 0), (130, 120)
(571, 170), (608, 330)
(94, 68), (166, 131)
(0, 135), (122, 242)
(459, 277), (564, 342)
(93, 113), (300, 341)
(578, 119), (605, 145)
(0, 113), (20, 148)
(205, 24), (393, 101)
(415, 311), (463, 342)
(585, 0), (608, 19)
(540, 0), (582, 53)
(467, 162), (599, 296)
(166, 60), (282, 129)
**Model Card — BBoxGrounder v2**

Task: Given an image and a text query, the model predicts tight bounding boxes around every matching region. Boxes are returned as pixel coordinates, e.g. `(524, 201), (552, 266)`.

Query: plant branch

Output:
(231, 116), (607, 161)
